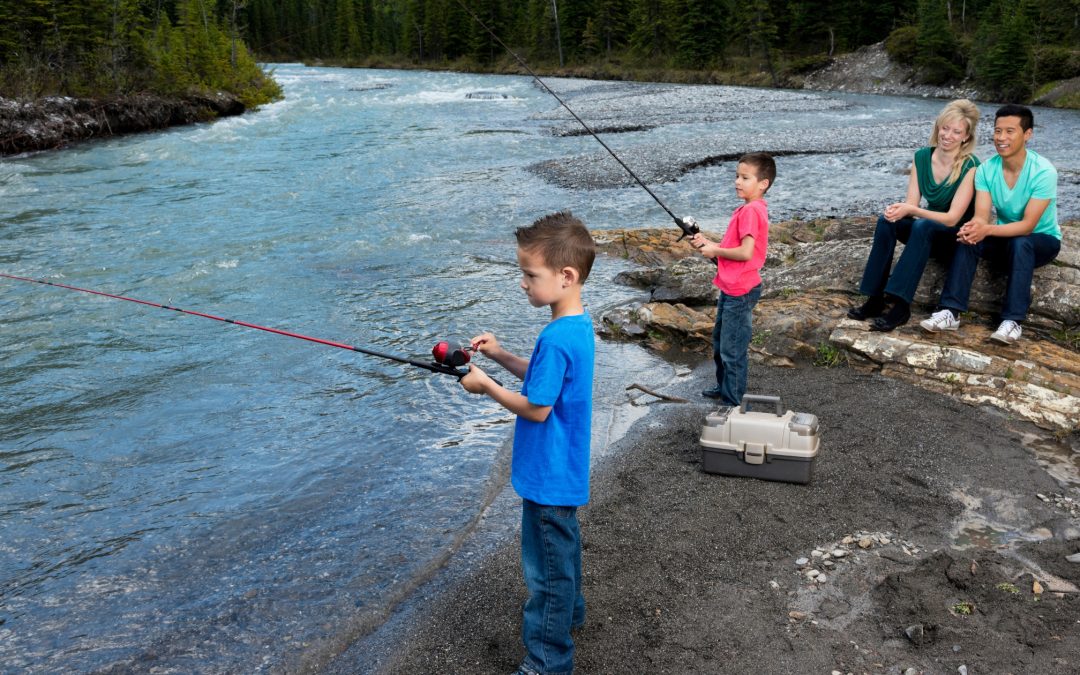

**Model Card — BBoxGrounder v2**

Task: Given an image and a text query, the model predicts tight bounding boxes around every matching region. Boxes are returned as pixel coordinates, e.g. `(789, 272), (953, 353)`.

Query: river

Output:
(1, 65), (1077, 673)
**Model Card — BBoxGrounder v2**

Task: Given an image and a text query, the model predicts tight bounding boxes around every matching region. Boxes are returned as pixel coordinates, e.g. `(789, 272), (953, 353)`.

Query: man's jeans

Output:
(939, 233), (1061, 321)
(712, 284), (762, 407)
(520, 499), (584, 675)
(859, 215), (958, 303)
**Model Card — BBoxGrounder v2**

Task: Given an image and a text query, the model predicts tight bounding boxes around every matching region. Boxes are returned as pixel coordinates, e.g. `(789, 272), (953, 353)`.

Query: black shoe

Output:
(701, 385), (723, 399)
(869, 301), (910, 332)
(847, 296), (886, 320)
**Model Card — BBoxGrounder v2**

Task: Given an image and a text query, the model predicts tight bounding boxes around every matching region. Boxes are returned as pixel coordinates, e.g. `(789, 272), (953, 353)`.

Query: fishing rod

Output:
(1, 273), (492, 383)
(452, 0), (700, 241)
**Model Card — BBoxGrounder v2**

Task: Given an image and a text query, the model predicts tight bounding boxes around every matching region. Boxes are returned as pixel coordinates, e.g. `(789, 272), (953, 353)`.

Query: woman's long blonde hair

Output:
(929, 99), (980, 184)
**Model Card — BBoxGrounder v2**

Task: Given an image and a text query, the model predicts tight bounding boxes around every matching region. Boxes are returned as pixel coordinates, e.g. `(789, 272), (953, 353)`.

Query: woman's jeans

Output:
(938, 233), (1061, 321)
(712, 284), (762, 407)
(859, 215), (957, 303)
(520, 499), (584, 675)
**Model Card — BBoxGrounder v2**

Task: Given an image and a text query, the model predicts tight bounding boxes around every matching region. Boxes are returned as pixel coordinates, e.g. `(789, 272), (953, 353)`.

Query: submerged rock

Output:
(595, 218), (1080, 430)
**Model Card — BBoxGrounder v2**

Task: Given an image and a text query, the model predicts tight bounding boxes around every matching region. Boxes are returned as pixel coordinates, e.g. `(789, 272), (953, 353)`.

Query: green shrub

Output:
(918, 54), (964, 85)
(885, 26), (919, 65)
(1034, 46), (1080, 83)
(781, 53), (832, 76)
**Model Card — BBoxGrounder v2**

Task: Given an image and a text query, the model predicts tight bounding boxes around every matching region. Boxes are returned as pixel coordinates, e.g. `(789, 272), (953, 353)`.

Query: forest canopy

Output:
(0, 0), (1077, 103)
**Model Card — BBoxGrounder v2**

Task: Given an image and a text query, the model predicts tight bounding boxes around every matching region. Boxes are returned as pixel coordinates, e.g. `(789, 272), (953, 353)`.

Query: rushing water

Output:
(1, 66), (1078, 673)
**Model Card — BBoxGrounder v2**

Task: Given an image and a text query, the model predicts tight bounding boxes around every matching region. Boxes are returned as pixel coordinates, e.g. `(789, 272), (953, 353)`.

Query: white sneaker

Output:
(990, 320), (1022, 345)
(919, 309), (960, 333)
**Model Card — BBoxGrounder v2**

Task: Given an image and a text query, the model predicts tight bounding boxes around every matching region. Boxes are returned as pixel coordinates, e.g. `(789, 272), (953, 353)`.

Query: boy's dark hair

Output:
(995, 104), (1034, 131)
(515, 211), (596, 283)
(739, 152), (776, 191)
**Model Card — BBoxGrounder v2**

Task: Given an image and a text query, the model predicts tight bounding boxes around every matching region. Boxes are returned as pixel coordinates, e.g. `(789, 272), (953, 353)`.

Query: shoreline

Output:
(338, 358), (1079, 674)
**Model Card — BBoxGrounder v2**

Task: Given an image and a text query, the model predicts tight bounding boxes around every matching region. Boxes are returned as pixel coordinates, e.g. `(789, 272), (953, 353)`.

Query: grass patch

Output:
(813, 342), (845, 368)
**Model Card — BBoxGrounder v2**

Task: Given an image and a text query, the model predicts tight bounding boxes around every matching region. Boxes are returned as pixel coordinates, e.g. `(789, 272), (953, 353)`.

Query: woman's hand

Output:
(883, 202), (914, 222)
(957, 219), (992, 244)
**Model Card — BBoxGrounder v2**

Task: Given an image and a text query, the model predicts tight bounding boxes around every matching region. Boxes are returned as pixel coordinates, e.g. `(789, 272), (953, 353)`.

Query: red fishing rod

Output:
(2, 272), (488, 382)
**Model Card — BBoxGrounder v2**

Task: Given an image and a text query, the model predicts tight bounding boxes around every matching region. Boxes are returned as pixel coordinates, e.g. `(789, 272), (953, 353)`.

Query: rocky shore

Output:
(0, 91), (244, 155)
(343, 222), (1079, 675)
(597, 218), (1080, 432)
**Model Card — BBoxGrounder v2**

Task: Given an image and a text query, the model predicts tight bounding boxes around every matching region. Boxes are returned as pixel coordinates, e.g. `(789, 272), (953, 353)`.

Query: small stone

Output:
(823, 560), (835, 568)
(904, 668), (919, 675)
(812, 549), (824, 558)
(832, 671), (843, 675)
(796, 557), (809, 566)
(816, 574), (828, 583)
(806, 569), (820, 579)
(880, 536), (891, 545)
(904, 624), (925, 643)
(953, 644), (962, 652)
(769, 580), (780, 590)
(959, 665), (968, 675)
(790, 611), (808, 620)
(858, 537), (873, 549)
(1037, 493), (1050, 501)
(841, 536), (855, 545)
(1033, 579), (1044, 595)
(1065, 553), (1080, 563)
(831, 549), (847, 558)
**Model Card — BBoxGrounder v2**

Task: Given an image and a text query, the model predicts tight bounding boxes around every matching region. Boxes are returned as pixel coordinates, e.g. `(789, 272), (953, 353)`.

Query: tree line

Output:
(244, 0), (1079, 101)
(0, 0), (279, 104)
(0, 1), (1076, 103)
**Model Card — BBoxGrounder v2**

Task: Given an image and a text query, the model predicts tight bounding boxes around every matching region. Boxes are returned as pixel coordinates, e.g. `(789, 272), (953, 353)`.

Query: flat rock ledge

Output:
(595, 218), (1080, 431)
(0, 92), (245, 155)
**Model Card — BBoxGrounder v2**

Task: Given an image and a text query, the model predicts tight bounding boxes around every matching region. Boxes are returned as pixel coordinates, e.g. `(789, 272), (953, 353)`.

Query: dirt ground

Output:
(376, 361), (1079, 674)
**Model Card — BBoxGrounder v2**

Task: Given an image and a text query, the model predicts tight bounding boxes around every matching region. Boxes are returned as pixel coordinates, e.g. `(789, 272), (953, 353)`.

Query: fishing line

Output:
(452, 0), (699, 239)
(1, 273), (486, 382)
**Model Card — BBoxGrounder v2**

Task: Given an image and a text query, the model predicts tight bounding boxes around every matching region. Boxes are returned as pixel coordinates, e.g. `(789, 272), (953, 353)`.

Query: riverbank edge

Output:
(0, 91), (247, 156)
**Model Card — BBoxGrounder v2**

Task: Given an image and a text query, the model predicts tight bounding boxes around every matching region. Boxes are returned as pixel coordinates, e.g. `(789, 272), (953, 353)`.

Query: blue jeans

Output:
(859, 215), (958, 303)
(939, 233), (1061, 321)
(712, 284), (762, 407)
(520, 499), (584, 675)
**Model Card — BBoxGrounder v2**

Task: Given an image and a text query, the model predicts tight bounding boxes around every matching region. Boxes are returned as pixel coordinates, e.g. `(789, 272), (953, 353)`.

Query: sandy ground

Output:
(362, 359), (1079, 674)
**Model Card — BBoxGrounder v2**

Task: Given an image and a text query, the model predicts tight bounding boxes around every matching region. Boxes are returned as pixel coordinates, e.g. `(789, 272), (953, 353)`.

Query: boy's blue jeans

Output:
(712, 284), (762, 407)
(938, 233), (1061, 321)
(520, 499), (584, 675)
(859, 215), (958, 303)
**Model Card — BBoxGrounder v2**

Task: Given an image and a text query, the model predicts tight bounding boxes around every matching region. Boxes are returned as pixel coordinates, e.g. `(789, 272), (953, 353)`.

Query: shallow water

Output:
(1, 66), (1077, 672)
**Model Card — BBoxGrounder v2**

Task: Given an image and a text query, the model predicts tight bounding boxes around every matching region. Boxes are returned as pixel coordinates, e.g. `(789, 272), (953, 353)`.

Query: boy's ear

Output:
(561, 266), (580, 287)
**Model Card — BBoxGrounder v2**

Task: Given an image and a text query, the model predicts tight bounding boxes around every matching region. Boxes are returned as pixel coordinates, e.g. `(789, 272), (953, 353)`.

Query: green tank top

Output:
(914, 146), (980, 217)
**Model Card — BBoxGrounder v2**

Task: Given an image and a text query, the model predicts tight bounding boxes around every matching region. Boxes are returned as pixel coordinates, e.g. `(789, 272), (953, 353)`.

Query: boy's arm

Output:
(460, 366), (552, 422)
(690, 234), (755, 261)
(471, 333), (529, 379)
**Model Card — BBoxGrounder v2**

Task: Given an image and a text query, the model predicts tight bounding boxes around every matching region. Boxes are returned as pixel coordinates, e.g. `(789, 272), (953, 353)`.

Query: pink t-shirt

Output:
(712, 199), (769, 296)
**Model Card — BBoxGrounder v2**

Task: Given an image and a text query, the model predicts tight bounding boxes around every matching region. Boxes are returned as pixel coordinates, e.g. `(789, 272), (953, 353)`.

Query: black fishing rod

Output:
(1, 273), (491, 383)
(453, 0), (700, 241)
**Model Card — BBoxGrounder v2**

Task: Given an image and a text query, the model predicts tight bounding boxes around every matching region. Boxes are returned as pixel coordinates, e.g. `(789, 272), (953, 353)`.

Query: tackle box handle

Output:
(740, 394), (784, 417)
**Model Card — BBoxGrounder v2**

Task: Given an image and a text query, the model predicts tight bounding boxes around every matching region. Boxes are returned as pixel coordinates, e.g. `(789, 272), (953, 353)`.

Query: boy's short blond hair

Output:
(515, 211), (596, 283)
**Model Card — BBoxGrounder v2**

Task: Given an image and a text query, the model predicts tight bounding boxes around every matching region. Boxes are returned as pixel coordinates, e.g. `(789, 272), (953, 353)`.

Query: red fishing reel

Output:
(431, 341), (472, 368)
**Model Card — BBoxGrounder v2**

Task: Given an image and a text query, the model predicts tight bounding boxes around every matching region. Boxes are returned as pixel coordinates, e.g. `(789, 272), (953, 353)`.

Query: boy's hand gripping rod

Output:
(1, 273), (498, 384)
(452, 0), (700, 241)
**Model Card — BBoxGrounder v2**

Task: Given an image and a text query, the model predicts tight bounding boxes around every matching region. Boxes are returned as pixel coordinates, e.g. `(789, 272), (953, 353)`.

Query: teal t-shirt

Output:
(914, 146), (980, 216)
(974, 149), (1060, 239)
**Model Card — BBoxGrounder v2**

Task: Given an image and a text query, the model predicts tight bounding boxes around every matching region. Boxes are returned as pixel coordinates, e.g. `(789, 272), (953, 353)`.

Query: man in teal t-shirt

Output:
(919, 104), (1061, 345)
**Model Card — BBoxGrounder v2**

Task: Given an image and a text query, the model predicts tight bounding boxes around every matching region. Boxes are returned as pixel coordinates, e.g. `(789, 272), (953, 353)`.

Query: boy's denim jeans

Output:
(859, 215), (958, 303)
(520, 499), (584, 675)
(939, 233), (1061, 321)
(712, 284), (762, 407)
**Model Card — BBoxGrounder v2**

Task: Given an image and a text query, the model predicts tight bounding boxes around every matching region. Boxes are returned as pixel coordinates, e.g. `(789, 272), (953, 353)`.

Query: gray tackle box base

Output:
(699, 395), (820, 484)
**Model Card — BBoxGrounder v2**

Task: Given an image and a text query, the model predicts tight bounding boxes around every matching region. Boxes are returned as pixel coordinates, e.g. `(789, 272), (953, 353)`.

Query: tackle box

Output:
(699, 394), (820, 484)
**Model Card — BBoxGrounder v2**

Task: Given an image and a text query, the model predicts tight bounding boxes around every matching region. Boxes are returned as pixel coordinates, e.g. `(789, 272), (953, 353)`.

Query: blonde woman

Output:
(848, 99), (981, 331)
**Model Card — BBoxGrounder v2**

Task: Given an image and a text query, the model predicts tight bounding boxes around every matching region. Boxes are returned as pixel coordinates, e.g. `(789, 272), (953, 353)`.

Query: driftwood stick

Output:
(626, 383), (689, 403)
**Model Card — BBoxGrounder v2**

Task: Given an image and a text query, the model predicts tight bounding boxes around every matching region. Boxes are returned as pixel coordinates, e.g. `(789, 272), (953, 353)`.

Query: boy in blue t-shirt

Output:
(461, 211), (596, 675)
(919, 104), (1060, 344)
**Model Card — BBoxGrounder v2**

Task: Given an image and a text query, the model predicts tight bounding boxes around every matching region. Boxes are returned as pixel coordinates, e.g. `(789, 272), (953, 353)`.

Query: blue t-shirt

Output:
(974, 149), (1059, 239)
(512, 312), (595, 507)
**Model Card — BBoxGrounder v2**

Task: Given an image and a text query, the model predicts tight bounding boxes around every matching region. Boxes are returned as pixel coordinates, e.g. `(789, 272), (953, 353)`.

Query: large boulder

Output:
(596, 218), (1080, 431)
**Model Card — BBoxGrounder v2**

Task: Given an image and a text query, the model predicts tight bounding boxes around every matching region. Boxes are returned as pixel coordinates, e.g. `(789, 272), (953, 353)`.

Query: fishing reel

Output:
(431, 341), (473, 368)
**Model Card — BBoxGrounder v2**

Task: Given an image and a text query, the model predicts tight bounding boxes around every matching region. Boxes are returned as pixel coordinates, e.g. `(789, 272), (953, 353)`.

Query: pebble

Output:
(904, 668), (919, 675)
(823, 560), (835, 568)
(858, 537), (873, 549)
(790, 611), (808, 620)
(795, 557), (809, 566)
(806, 569), (820, 579)
(958, 666), (968, 675)
(812, 549), (824, 558)
(831, 549), (847, 558)
(841, 536), (854, 545)
(1066, 553), (1080, 563)
(816, 574), (828, 583)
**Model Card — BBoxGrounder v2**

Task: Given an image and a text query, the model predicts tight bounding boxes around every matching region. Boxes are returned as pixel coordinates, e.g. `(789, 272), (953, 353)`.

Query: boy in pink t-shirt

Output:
(690, 152), (775, 405)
